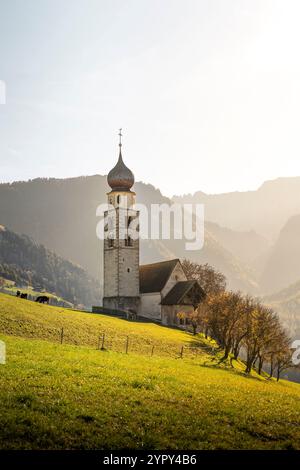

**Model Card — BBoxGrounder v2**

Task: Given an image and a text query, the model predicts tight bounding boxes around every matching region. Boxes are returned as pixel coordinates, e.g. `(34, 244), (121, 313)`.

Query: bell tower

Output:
(103, 130), (140, 313)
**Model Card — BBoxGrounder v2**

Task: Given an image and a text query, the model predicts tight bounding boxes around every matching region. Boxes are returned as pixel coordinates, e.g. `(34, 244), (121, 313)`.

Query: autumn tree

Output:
(241, 300), (293, 378)
(230, 295), (252, 360)
(181, 259), (292, 378)
(202, 291), (245, 360)
(182, 259), (226, 295)
(196, 289), (292, 377)
(273, 332), (292, 381)
(177, 309), (202, 335)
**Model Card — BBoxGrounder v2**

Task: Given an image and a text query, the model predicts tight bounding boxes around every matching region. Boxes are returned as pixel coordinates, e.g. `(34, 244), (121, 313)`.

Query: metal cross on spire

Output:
(118, 128), (123, 148)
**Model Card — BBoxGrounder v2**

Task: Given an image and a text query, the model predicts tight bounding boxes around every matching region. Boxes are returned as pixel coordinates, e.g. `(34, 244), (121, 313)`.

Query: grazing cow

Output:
(35, 295), (50, 304)
(16, 290), (21, 297)
(20, 293), (28, 299)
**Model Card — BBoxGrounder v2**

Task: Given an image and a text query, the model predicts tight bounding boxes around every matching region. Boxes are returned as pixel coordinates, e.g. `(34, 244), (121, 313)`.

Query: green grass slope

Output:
(0, 293), (214, 357)
(1, 293), (300, 449)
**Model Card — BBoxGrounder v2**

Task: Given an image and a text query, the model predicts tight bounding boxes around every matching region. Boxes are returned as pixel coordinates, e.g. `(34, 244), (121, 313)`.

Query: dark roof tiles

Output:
(161, 280), (205, 305)
(139, 259), (180, 293)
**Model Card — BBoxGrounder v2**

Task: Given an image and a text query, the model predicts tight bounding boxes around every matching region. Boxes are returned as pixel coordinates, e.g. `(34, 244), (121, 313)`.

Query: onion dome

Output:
(107, 129), (134, 191)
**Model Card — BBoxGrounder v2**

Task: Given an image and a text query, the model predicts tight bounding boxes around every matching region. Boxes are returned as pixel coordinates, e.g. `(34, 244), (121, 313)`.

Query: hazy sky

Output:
(1, 0), (300, 196)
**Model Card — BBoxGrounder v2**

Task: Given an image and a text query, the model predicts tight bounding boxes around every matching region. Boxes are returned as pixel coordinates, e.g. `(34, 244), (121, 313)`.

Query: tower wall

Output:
(103, 189), (140, 313)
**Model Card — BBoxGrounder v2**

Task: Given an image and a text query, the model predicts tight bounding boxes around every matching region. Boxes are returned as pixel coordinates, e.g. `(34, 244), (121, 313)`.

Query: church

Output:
(97, 132), (205, 327)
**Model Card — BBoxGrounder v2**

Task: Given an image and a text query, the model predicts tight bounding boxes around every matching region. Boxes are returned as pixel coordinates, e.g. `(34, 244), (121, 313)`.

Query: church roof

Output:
(107, 150), (135, 192)
(139, 259), (180, 293)
(161, 280), (205, 305)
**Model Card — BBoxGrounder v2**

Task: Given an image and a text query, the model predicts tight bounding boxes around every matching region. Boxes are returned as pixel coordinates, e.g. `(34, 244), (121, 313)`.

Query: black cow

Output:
(20, 293), (28, 299)
(35, 295), (50, 304)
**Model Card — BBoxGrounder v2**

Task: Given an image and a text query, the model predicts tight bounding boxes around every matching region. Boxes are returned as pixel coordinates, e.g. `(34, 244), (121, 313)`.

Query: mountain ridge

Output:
(0, 175), (258, 293)
(173, 176), (300, 240)
(0, 225), (99, 306)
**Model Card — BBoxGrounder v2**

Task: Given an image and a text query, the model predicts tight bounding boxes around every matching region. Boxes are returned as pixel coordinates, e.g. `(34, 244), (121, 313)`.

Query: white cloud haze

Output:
(0, 0), (300, 196)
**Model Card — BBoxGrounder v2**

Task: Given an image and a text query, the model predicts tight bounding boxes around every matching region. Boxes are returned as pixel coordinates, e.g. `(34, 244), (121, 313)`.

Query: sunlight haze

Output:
(1, 0), (300, 196)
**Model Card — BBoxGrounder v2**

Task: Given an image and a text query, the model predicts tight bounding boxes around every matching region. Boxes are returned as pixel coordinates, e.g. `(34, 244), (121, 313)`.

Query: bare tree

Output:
(181, 259), (293, 378)
(231, 295), (252, 360)
(273, 332), (292, 381)
(204, 291), (245, 360)
(182, 259), (226, 295)
(243, 302), (276, 374)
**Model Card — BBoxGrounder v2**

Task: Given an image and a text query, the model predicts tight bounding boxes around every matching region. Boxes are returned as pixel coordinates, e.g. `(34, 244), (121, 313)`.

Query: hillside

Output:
(0, 177), (257, 293)
(264, 280), (300, 339)
(173, 176), (300, 241)
(0, 293), (210, 355)
(0, 226), (99, 306)
(1, 293), (300, 449)
(261, 214), (300, 294)
(206, 221), (269, 266)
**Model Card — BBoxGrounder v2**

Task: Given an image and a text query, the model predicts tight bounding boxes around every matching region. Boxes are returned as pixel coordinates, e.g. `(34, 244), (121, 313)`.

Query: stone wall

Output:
(161, 261), (187, 298)
(103, 190), (139, 300)
(161, 304), (194, 326)
(103, 296), (140, 313)
(118, 244), (139, 297)
(103, 247), (118, 297)
(139, 292), (162, 320)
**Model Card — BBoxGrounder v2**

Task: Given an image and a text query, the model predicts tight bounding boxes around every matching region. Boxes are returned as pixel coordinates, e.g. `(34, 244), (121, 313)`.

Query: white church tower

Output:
(103, 130), (140, 313)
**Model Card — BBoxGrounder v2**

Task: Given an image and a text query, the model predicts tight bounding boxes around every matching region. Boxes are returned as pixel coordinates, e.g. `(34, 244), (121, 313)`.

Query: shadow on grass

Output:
(186, 336), (221, 356)
(198, 356), (268, 383)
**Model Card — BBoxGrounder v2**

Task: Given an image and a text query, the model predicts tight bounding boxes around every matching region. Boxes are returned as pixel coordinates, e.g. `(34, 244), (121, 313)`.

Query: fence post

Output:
(180, 345), (184, 359)
(125, 336), (129, 354)
(60, 327), (64, 344)
(101, 333), (105, 350)
(151, 345), (154, 357)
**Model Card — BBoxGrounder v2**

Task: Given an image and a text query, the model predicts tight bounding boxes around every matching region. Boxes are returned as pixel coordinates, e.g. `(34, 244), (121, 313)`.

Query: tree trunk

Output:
(233, 345), (240, 360)
(258, 356), (263, 375)
(277, 367), (280, 382)
(245, 353), (255, 374)
(270, 358), (274, 378)
(221, 338), (232, 361)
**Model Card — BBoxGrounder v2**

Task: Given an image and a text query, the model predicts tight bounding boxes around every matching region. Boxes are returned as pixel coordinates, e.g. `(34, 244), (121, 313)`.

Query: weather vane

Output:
(118, 128), (122, 147)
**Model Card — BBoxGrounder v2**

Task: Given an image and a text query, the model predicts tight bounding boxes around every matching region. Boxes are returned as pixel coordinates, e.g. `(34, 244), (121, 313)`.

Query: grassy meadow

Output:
(0, 292), (216, 358)
(0, 278), (73, 307)
(1, 292), (300, 449)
